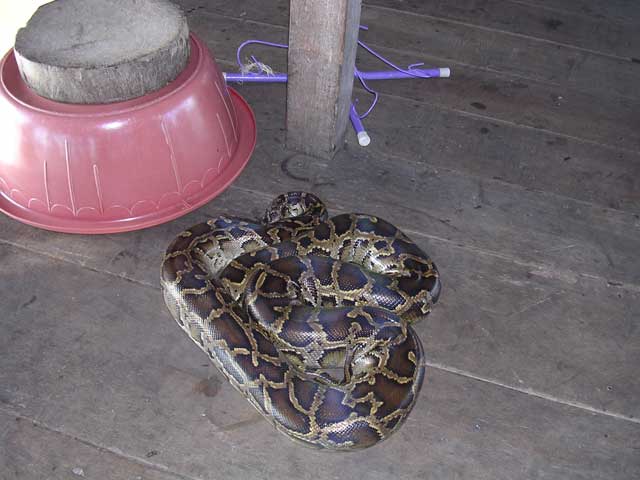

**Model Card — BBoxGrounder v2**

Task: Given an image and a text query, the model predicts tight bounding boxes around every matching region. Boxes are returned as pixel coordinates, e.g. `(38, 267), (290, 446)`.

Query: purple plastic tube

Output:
(349, 104), (370, 146)
(227, 35), (451, 147)
(224, 73), (288, 83)
(223, 67), (449, 84)
(357, 67), (449, 80)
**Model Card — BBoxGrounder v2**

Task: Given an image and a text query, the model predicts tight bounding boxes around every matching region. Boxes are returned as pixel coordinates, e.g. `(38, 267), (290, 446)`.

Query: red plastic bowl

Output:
(0, 34), (256, 234)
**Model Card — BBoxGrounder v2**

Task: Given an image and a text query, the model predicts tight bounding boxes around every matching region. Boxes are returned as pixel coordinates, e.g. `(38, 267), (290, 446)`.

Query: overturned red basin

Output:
(0, 34), (256, 234)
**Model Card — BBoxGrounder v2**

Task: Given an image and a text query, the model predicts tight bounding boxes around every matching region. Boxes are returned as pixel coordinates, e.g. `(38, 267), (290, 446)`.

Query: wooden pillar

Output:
(286, 0), (362, 159)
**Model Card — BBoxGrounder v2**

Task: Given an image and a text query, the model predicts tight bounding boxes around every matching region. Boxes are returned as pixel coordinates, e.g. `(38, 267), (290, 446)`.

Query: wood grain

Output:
(366, 0), (640, 59)
(0, 411), (181, 480)
(178, 0), (640, 99)
(1, 1), (639, 478)
(286, 0), (362, 158)
(14, 0), (189, 103)
(523, 0), (640, 25)
(1, 245), (638, 480)
(185, 11), (640, 211)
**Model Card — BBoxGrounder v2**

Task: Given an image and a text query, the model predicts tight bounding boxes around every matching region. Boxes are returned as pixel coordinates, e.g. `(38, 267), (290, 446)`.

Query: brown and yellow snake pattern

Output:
(161, 192), (441, 450)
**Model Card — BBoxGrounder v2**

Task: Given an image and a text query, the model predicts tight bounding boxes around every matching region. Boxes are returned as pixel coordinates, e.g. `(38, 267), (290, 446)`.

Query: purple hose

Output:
(350, 104), (370, 146)
(224, 73), (288, 83)
(224, 68), (448, 84)
(358, 67), (448, 80)
(230, 30), (450, 146)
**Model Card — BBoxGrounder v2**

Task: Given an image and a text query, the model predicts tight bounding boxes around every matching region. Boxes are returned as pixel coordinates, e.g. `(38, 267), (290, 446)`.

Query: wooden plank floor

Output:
(1, 1), (639, 479)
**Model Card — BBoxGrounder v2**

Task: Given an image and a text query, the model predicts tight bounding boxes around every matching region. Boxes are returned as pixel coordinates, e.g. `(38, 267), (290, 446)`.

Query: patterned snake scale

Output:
(161, 192), (441, 450)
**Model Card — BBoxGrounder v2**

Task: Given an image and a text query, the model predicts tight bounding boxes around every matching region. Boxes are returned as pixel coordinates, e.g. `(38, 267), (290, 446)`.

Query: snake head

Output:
(263, 191), (328, 224)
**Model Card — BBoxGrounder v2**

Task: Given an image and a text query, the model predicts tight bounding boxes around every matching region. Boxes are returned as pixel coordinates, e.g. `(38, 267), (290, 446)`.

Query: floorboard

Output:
(0, 411), (183, 480)
(1, 81), (638, 419)
(180, 0), (640, 100)
(1, 1), (639, 478)
(367, 0), (640, 59)
(1, 246), (638, 480)
(523, 0), (640, 25)
(198, 12), (640, 154)
(186, 12), (640, 211)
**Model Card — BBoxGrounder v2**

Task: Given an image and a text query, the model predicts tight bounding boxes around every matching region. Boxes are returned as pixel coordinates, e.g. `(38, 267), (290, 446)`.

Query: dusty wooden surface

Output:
(14, 0), (189, 103)
(286, 0), (361, 157)
(1, 0), (639, 478)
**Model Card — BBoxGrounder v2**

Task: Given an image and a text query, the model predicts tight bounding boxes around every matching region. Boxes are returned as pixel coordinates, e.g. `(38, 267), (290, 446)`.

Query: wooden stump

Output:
(14, 0), (190, 104)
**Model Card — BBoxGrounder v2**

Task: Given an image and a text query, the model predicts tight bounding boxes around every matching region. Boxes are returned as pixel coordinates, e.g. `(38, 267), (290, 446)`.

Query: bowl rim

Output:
(0, 88), (257, 234)
(0, 33), (206, 118)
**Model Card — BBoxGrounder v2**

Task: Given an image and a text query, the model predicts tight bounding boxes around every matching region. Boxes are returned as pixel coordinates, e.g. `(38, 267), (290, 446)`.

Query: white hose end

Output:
(439, 67), (451, 78)
(357, 131), (371, 147)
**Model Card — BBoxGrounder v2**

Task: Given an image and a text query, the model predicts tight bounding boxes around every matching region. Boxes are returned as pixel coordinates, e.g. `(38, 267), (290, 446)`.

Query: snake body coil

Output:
(161, 192), (441, 450)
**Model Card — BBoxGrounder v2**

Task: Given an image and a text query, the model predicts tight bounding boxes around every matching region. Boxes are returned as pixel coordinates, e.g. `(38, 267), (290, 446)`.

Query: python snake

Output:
(161, 192), (441, 450)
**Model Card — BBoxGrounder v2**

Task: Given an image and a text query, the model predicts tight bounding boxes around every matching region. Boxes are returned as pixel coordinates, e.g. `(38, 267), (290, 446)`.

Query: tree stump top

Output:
(14, 0), (190, 104)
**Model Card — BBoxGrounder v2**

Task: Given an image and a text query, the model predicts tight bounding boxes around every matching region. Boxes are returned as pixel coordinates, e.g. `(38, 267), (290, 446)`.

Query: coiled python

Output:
(161, 192), (441, 450)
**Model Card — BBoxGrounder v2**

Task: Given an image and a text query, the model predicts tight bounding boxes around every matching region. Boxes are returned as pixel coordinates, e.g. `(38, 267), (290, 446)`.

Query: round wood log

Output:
(14, 0), (190, 104)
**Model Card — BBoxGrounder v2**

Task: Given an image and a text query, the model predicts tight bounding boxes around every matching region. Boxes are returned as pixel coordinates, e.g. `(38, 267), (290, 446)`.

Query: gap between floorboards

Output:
(0, 231), (637, 423)
(212, 38), (640, 157)
(365, 4), (634, 62)
(0, 403), (201, 480)
(198, 9), (640, 103)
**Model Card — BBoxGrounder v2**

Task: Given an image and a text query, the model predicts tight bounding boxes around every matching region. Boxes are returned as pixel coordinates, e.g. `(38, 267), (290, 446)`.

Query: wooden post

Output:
(286, 0), (362, 158)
